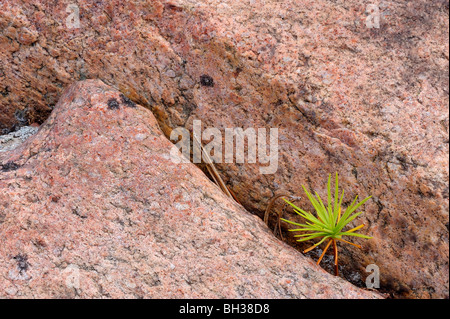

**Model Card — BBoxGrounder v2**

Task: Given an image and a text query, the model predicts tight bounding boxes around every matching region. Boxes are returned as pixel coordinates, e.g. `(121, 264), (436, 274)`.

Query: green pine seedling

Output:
(281, 173), (372, 276)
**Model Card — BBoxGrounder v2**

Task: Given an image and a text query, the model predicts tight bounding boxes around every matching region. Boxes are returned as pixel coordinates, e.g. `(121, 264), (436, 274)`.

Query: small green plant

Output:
(281, 173), (372, 276)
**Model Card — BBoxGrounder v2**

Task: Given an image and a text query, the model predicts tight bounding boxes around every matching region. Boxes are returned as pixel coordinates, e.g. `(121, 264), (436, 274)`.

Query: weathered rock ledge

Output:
(0, 80), (381, 299)
(0, 126), (39, 153)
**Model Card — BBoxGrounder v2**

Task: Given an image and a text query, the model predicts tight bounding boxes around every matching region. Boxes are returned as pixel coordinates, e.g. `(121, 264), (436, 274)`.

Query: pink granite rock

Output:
(0, 0), (448, 298)
(0, 80), (381, 299)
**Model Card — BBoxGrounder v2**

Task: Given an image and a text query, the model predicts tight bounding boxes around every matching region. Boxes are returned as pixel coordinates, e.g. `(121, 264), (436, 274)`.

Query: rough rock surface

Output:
(0, 126), (39, 153)
(0, 0), (448, 298)
(0, 80), (381, 299)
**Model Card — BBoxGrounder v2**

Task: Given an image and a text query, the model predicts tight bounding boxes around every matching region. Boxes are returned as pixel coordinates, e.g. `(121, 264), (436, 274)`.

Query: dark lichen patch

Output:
(120, 94), (137, 108)
(0, 86), (10, 97)
(107, 98), (120, 110)
(13, 254), (29, 274)
(200, 75), (215, 87)
(1, 161), (21, 172)
(14, 108), (29, 126)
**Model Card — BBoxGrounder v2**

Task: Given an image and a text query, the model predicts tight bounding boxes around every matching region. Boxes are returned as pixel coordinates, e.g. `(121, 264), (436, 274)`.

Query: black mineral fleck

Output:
(107, 98), (120, 110)
(200, 75), (215, 87)
(13, 254), (29, 274)
(120, 94), (137, 108)
(1, 161), (20, 172)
